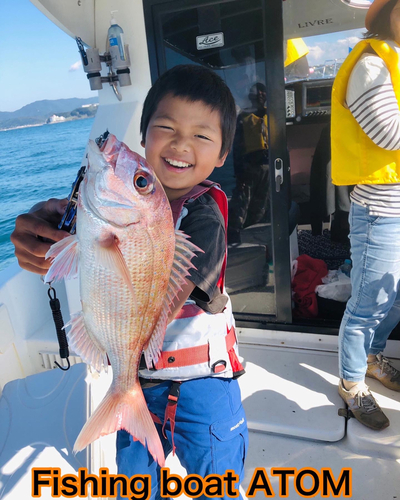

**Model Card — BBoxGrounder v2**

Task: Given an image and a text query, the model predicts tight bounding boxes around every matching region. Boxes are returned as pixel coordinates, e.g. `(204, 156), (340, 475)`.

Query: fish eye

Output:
(134, 171), (154, 195)
(136, 176), (147, 188)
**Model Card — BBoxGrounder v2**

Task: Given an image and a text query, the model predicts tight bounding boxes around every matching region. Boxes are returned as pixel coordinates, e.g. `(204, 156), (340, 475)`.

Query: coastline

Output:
(0, 123), (45, 132)
(0, 115), (94, 133)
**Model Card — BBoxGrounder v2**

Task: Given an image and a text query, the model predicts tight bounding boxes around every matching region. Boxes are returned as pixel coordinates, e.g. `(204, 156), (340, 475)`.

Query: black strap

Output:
(48, 286), (70, 371)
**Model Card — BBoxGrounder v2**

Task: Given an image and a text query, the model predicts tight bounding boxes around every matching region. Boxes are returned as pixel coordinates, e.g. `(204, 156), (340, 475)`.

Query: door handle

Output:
(274, 158), (283, 192)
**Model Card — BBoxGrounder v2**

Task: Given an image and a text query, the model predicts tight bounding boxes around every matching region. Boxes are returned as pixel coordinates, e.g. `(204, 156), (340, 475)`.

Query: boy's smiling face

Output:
(142, 94), (228, 201)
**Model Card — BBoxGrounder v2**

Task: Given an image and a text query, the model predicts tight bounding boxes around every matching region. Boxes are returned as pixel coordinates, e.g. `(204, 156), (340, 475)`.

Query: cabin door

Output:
(143, 0), (293, 324)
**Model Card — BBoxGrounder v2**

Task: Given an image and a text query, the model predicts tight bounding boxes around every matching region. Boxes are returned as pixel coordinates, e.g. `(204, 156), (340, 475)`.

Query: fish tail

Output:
(73, 385), (165, 466)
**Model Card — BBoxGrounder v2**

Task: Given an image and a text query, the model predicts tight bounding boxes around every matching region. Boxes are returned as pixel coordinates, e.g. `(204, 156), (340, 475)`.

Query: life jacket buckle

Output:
(211, 359), (227, 373)
(168, 381), (181, 404)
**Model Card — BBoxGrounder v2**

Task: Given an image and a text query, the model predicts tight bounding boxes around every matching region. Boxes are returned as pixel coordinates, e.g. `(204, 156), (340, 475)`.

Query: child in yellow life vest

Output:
(331, 0), (400, 431)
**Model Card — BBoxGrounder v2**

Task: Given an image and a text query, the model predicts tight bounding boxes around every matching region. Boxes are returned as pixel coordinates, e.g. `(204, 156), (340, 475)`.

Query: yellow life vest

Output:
(285, 38), (309, 68)
(242, 112), (268, 154)
(331, 39), (400, 186)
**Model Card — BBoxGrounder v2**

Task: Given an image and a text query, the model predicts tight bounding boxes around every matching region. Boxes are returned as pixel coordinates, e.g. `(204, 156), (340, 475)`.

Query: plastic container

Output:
(108, 11), (126, 63)
(339, 259), (352, 278)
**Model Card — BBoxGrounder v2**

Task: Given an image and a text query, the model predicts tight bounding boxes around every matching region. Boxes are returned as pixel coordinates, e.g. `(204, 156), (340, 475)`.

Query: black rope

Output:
(48, 286), (70, 371)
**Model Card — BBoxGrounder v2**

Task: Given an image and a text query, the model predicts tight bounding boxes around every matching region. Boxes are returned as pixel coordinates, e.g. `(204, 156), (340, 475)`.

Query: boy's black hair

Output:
(140, 65), (237, 158)
(365, 0), (398, 40)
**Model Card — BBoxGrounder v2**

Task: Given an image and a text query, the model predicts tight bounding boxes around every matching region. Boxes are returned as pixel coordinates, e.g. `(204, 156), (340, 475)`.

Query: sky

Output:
(305, 30), (365, 66)
(0, 0), (94, 112)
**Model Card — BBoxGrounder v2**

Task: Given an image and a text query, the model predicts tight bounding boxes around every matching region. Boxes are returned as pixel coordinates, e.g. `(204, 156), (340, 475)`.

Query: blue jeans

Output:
(339, 202), (400, 382)
(116, 377), (248, 500)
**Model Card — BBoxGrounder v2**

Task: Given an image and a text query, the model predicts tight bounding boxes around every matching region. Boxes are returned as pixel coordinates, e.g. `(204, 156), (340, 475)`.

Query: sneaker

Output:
(338, 380), (390, 430)
(366, 353), (400, 391)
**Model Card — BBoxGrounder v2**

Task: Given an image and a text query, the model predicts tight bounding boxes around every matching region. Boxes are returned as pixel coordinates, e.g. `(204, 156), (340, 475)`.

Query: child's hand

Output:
(11, 198), (70, 275)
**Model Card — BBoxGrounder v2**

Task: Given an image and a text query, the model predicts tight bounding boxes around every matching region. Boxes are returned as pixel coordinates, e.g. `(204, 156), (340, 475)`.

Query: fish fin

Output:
(73, 383), (165, 466)
(44, 235), (79, 283)
(143, 305), (169, 369)
(167, 229), (203, 305)
(95, 237), (137, 302)
(143, 229), (203, 367)
(64, 311), (108, 373)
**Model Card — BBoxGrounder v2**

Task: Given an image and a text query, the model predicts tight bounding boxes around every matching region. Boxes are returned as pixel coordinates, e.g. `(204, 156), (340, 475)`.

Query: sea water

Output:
(0, 118), (94, 272)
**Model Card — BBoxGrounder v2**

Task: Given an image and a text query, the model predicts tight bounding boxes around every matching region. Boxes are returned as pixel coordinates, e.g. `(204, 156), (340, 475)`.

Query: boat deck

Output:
(1, 330), (400, 499)
(1, 267), (400, 499)
(238, 332), (400, 498)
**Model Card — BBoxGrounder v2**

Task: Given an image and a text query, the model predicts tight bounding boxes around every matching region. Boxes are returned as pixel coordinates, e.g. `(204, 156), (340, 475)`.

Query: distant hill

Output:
(0, 97), (98, 130)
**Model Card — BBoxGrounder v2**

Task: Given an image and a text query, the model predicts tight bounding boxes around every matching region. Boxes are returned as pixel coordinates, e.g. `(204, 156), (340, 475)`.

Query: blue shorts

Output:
(116, 377), (248, 500)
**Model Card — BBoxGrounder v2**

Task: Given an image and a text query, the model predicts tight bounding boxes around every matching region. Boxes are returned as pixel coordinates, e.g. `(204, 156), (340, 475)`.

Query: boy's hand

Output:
(11, 198), (70, 275)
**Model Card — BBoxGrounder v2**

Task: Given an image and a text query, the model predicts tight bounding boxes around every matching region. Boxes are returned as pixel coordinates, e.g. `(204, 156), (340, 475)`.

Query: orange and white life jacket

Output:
(139, 181), (244, 382)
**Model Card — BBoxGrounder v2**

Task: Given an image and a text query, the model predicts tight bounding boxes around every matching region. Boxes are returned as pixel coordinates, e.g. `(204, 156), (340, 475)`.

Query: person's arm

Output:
(164, 194), (227, 323)
(177, 195), (226, 310)
(347, 54), (400, 150)
(10, 198), (70, 275)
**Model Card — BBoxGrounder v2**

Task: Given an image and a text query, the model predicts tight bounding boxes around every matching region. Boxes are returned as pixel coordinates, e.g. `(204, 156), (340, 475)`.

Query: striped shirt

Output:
(346, 40), (400, 216)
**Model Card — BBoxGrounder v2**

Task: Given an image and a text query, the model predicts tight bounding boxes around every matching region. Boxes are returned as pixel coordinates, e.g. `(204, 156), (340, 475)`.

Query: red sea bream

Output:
(44, 134), (200, 465)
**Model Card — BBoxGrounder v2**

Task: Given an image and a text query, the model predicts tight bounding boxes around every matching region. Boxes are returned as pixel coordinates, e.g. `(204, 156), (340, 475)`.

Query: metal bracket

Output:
(274, 158), (284, 192)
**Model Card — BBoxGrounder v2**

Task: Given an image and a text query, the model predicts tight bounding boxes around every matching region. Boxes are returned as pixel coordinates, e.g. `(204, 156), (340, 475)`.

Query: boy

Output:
(11, 65), (248, 499)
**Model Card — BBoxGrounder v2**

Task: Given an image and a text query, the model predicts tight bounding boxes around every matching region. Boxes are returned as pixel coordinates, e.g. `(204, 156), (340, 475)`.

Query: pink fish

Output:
(45, 134), (200, 465)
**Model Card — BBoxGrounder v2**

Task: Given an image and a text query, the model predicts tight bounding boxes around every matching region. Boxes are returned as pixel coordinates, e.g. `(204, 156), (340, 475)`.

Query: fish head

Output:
(81, 137), (171, 229)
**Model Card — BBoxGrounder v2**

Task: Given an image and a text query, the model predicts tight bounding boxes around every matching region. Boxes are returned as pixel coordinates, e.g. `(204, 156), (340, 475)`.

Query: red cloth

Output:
(292, 255), (328, 318)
